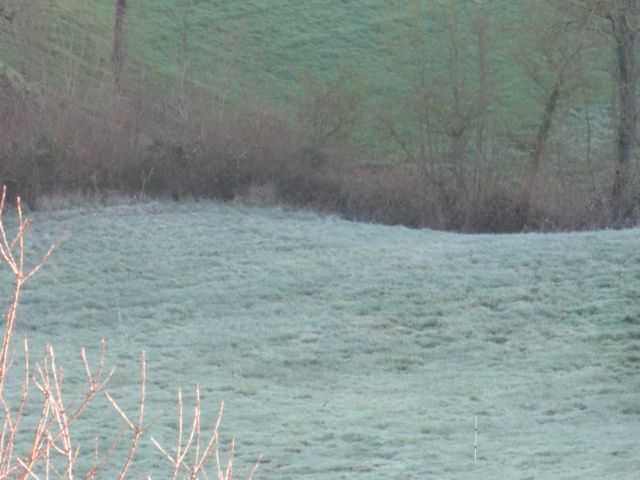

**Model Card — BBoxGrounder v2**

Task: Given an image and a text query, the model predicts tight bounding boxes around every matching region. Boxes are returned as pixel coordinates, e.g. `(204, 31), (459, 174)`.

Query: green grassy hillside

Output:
(3, 201), (638, 478)
(0, 1), (562, 124)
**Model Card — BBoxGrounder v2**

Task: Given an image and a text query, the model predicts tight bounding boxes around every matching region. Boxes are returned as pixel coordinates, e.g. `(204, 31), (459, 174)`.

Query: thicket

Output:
(0, 0), (639, 232)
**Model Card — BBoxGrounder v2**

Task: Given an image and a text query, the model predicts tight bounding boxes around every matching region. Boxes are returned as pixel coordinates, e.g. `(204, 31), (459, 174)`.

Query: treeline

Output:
(0, 0), (639, 232)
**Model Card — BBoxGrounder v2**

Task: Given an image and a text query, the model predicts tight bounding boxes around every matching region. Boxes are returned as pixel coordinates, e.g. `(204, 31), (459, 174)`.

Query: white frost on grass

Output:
(4, 201), (639, 478)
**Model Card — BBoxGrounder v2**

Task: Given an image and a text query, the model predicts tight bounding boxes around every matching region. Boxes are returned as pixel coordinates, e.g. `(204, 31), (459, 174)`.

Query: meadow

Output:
(9, 1), (524, 101)
(3, 0), (593, 138)
(2, 200), (638, 478)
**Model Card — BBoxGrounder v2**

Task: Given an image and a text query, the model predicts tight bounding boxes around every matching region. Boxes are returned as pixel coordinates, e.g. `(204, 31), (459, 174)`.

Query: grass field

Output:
(2, 201), (638, 478)
(2, 1), (590, 131)
(7, 1), (522, 94)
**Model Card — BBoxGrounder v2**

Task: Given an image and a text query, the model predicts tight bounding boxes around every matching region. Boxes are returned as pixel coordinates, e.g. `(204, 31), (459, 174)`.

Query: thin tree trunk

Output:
(522, 82), (561, 206)
(473, 12), (488, 198)
(447, 0), (468, 205)
(611, 0), (638, 221)
(112, 0), (128, 92)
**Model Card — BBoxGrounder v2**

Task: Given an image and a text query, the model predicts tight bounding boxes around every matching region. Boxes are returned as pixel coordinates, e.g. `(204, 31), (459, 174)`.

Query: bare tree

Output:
(609, 0), (639, 220)
(384, 0), (483, 225)
(562, 0), (639, 220)
(514, 12), (590, 209)
(443, 0), (475, 200)
(471, 8), (491, 198)
(296, 70), (363, 167)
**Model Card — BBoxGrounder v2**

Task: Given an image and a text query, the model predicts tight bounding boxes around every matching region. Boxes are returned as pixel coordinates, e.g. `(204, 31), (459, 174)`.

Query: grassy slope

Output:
(2, 202), (638, 478)
(2, 1), (543, 118)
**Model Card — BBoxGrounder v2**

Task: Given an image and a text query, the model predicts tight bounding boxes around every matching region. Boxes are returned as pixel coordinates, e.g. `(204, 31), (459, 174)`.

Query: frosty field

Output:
(3, 201), (639, 479)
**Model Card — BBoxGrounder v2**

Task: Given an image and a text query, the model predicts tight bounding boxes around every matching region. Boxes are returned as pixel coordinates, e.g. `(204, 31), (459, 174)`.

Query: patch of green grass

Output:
(2, 1), (599, 128)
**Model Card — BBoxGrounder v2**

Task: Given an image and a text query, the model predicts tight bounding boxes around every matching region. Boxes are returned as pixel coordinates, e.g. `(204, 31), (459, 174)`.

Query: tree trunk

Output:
(111, 0), (128, 91)
(611, 0), (638, 221)
(473, 11), (489, 198)
(447, 0), (469, 215)
(522, 82), (561, 206)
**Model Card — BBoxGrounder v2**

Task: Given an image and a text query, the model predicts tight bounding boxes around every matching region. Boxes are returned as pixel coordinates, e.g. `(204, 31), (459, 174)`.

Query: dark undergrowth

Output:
(0, 77), (637, 234)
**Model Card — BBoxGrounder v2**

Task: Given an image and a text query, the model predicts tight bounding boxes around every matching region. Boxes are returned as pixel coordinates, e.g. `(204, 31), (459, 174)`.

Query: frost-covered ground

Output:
(3, 202), (639, 478)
